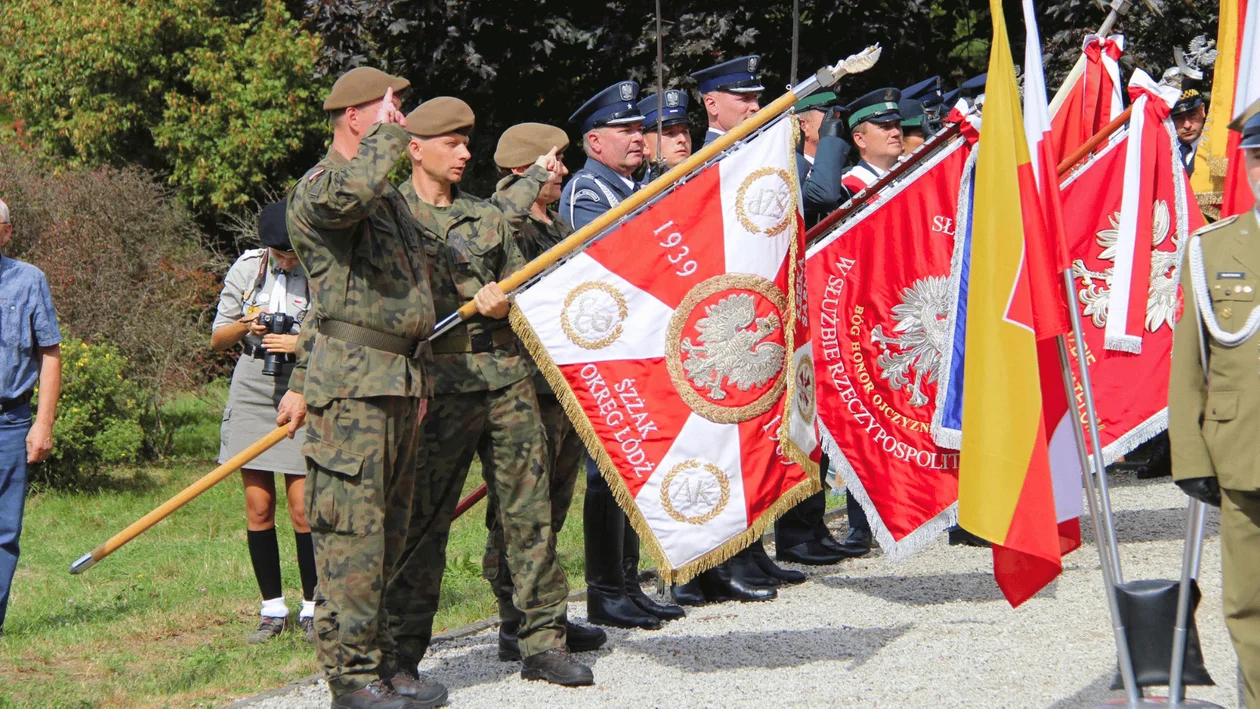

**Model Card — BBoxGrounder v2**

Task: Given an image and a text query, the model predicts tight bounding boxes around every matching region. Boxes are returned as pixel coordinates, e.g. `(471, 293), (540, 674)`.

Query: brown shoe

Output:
(247, 616), (287, 644)
(330, 679), (425, 709)
(390, 655), (448, 707)
(298, 616), (315, 644)
(520, 647), (595, 686)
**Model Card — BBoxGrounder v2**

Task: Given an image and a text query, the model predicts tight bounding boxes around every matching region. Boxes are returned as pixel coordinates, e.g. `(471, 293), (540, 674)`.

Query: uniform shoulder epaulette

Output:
(236, 247), (267, 262)
(1193, 214), (1239, 237)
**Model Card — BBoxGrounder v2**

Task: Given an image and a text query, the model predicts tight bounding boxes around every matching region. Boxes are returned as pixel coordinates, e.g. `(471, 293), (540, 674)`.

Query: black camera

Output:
(257, 312), (297, 376)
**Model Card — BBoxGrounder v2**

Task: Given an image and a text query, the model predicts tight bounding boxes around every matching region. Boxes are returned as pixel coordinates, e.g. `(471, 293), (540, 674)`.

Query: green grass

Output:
(0, 382), (589, 708)
(0, 382), (840, 707)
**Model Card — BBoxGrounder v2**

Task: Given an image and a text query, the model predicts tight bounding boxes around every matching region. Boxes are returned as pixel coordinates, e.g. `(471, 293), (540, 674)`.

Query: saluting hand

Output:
(375, 87), (407, 128)
(535, 146), (561, 178)
(473, 282), (510, 319)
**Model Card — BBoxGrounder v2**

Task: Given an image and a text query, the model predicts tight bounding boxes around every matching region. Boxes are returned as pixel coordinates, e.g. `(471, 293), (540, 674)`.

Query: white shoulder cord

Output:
(1188, 234), (1260, 347)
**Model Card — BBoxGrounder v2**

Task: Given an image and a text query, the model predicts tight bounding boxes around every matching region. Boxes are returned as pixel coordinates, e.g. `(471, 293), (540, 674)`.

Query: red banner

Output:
(1060, 133), (1206, 460)
(807, 138), (972, 558)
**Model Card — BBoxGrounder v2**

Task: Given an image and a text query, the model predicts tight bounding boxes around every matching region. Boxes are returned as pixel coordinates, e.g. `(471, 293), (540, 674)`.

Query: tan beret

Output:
(404, 97), (475, 137)
(323, 67), (410, 111)
(494, 123), (570, 168)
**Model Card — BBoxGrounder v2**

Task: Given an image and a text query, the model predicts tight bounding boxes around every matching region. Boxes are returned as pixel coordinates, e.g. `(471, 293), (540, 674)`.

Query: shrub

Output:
(0, 142), (228, 458)
(32, 339), (146, 489)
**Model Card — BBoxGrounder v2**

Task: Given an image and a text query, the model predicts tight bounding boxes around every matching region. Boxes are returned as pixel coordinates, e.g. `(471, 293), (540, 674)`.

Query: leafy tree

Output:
(0, 0), (329, 211)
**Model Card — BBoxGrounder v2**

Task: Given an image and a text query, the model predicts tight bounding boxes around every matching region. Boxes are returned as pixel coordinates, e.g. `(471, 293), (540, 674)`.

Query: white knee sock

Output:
(300, 600), (315, 619)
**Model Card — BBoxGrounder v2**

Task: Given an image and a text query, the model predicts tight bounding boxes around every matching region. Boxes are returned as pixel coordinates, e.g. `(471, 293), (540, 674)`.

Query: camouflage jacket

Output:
(400, 179), (538, 394)
(494, 172), (575, 399)
(286, 123), (436, 408)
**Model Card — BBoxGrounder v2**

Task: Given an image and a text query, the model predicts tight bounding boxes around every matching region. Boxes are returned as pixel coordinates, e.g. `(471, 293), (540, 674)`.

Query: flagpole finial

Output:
(804, 44), (881, 95)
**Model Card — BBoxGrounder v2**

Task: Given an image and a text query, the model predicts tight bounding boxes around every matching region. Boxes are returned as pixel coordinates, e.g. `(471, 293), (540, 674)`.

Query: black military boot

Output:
(838, 526), (874, 557)
(584, 485), (661, 630)
(698, 560), (777, 603)
(947, 526), (991, 547)
(671, 577), (707, 606)
(498, 618), (522, 662)
(521, 647), (595, 686)
(732, 546), (780, 587)
(622, 519), (685, 621)
(389, 655), (448, 708)
(332, 679), (435, 709)
(565, 620), (608, 653)
(750, 539), (807, 583)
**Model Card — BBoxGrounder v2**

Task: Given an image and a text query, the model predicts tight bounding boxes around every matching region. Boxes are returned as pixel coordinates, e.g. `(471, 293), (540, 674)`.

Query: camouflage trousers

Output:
(303, 395), (422, 697)
(388, 377), (569, 660)
(483, 390), (585, 624)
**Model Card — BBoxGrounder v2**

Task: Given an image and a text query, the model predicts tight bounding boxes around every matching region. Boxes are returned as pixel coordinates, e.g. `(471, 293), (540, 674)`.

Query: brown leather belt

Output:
(319, 319), (423, 359)
(429, 327), (517, 355)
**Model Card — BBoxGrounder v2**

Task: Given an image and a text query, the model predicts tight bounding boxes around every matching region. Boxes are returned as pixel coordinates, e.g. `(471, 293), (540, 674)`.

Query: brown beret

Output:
(404, 97), (475, 137)
(323, 67), (410, 111)
(494, 123), (570, 168)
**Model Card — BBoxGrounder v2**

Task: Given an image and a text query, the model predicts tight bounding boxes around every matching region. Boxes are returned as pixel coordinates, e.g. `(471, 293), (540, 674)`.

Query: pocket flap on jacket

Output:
(1205, 390), (1239, 422)
(302, 435), (364, 478)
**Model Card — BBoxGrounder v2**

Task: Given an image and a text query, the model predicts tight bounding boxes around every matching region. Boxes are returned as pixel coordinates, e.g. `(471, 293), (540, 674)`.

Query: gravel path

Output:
(243, 473), (1242, 708)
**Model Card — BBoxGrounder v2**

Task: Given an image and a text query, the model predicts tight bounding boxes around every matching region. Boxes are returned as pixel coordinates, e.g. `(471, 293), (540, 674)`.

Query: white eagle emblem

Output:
(665, 90), (680, 108)
(870, 276), (950, 408)
(619, 83), (634, 101)
(1071, 201), (1180, 333)
(680, 293), (785, 401)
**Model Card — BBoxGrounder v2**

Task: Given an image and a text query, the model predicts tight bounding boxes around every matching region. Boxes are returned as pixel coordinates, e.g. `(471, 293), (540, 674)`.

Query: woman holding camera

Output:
(211, 202), (316, 644)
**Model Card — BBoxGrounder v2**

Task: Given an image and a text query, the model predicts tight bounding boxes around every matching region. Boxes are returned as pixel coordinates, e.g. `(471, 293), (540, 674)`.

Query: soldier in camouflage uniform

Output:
(277, 68), (446, 709)
(383, 98), (594, 687)
(484, 123), (613, 661)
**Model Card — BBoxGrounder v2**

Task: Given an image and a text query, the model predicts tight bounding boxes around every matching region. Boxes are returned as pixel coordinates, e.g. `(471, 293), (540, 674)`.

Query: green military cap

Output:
(794, 91), (837, 113)
(494, 123), (570, 169)
(405, 97), (476, 137)
(323, 67), (410, 111)
(1229, 97), (1260, 134)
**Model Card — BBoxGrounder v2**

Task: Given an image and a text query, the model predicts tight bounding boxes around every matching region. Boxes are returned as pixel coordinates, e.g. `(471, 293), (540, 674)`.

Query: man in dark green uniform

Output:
(1169, 104), (1260, 709)
(484, 122), (613, 661)
(384, 98), (593, 687)
(278, 68), (444, 709)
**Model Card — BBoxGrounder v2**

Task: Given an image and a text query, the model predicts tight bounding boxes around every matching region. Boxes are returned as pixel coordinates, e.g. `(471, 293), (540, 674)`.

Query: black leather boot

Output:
(838, 526), (874, 557)
(584, 485), (661, 630)
(671, 578), (707, 606)
(698, 560), (777, 603)
(622, 518), (685, 621)
(750, 539), (806, 583)
(732, 545), (780, 587)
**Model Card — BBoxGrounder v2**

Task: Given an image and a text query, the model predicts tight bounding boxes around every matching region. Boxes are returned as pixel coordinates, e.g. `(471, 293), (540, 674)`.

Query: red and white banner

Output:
(1050, 34), (1126, 164)
(1060, 125), (1206, 461)
(807, 136), (973, 559)
(1104, 71), (1184, 354)
(510, 117), (818, 582)
(1223, 0), (1259, 216)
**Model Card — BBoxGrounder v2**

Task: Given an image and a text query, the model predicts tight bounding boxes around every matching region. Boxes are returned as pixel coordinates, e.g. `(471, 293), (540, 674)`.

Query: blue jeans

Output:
(0, 401), (32, 630)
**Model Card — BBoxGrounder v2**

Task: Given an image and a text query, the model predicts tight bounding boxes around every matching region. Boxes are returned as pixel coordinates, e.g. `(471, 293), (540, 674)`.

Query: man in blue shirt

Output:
(0, 197), (63, 637)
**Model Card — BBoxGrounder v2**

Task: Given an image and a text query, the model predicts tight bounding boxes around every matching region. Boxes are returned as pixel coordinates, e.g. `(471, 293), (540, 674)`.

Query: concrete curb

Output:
(227, 505), (848, 707)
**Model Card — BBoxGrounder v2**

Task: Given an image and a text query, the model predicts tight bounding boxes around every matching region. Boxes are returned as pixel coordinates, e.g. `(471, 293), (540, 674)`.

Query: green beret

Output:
(323, 67), (410, 111)
(404, 97), (475, 137)
(793, 91), (837, 113)
(494, 123), (570, 168)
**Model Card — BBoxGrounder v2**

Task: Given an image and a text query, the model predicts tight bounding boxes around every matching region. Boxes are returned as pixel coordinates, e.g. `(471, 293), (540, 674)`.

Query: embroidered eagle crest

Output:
(870, 275), (950, 408)
(1071, 201), (1180, 333)
(680, 293), (785, 401)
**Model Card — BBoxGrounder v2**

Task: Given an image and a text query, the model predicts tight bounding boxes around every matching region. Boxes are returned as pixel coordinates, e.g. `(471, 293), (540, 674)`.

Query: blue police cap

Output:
(690, 55), (765, 94)
(847, 88), (902, 130)
(943, 88), (962, 107)
(570, 81), (645, 134)
(638, 89), (690, 128)
(960, 73), (988, 98)
(899, 99), (926, 129)
(902, 76), (944, 110)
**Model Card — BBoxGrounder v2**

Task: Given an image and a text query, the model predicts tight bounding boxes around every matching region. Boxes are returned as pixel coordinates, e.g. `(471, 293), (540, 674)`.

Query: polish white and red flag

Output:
(1021, 0), (1083, 554)
(510, 117), (819, 583)
(1049, 34), (1126, 163)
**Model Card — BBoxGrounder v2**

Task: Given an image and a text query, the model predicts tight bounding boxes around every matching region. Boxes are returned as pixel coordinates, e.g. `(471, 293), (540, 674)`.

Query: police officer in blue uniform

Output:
(559, 82), (686, 631)
(692, 56), (765, 149)
(638, 89), (693, 182)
